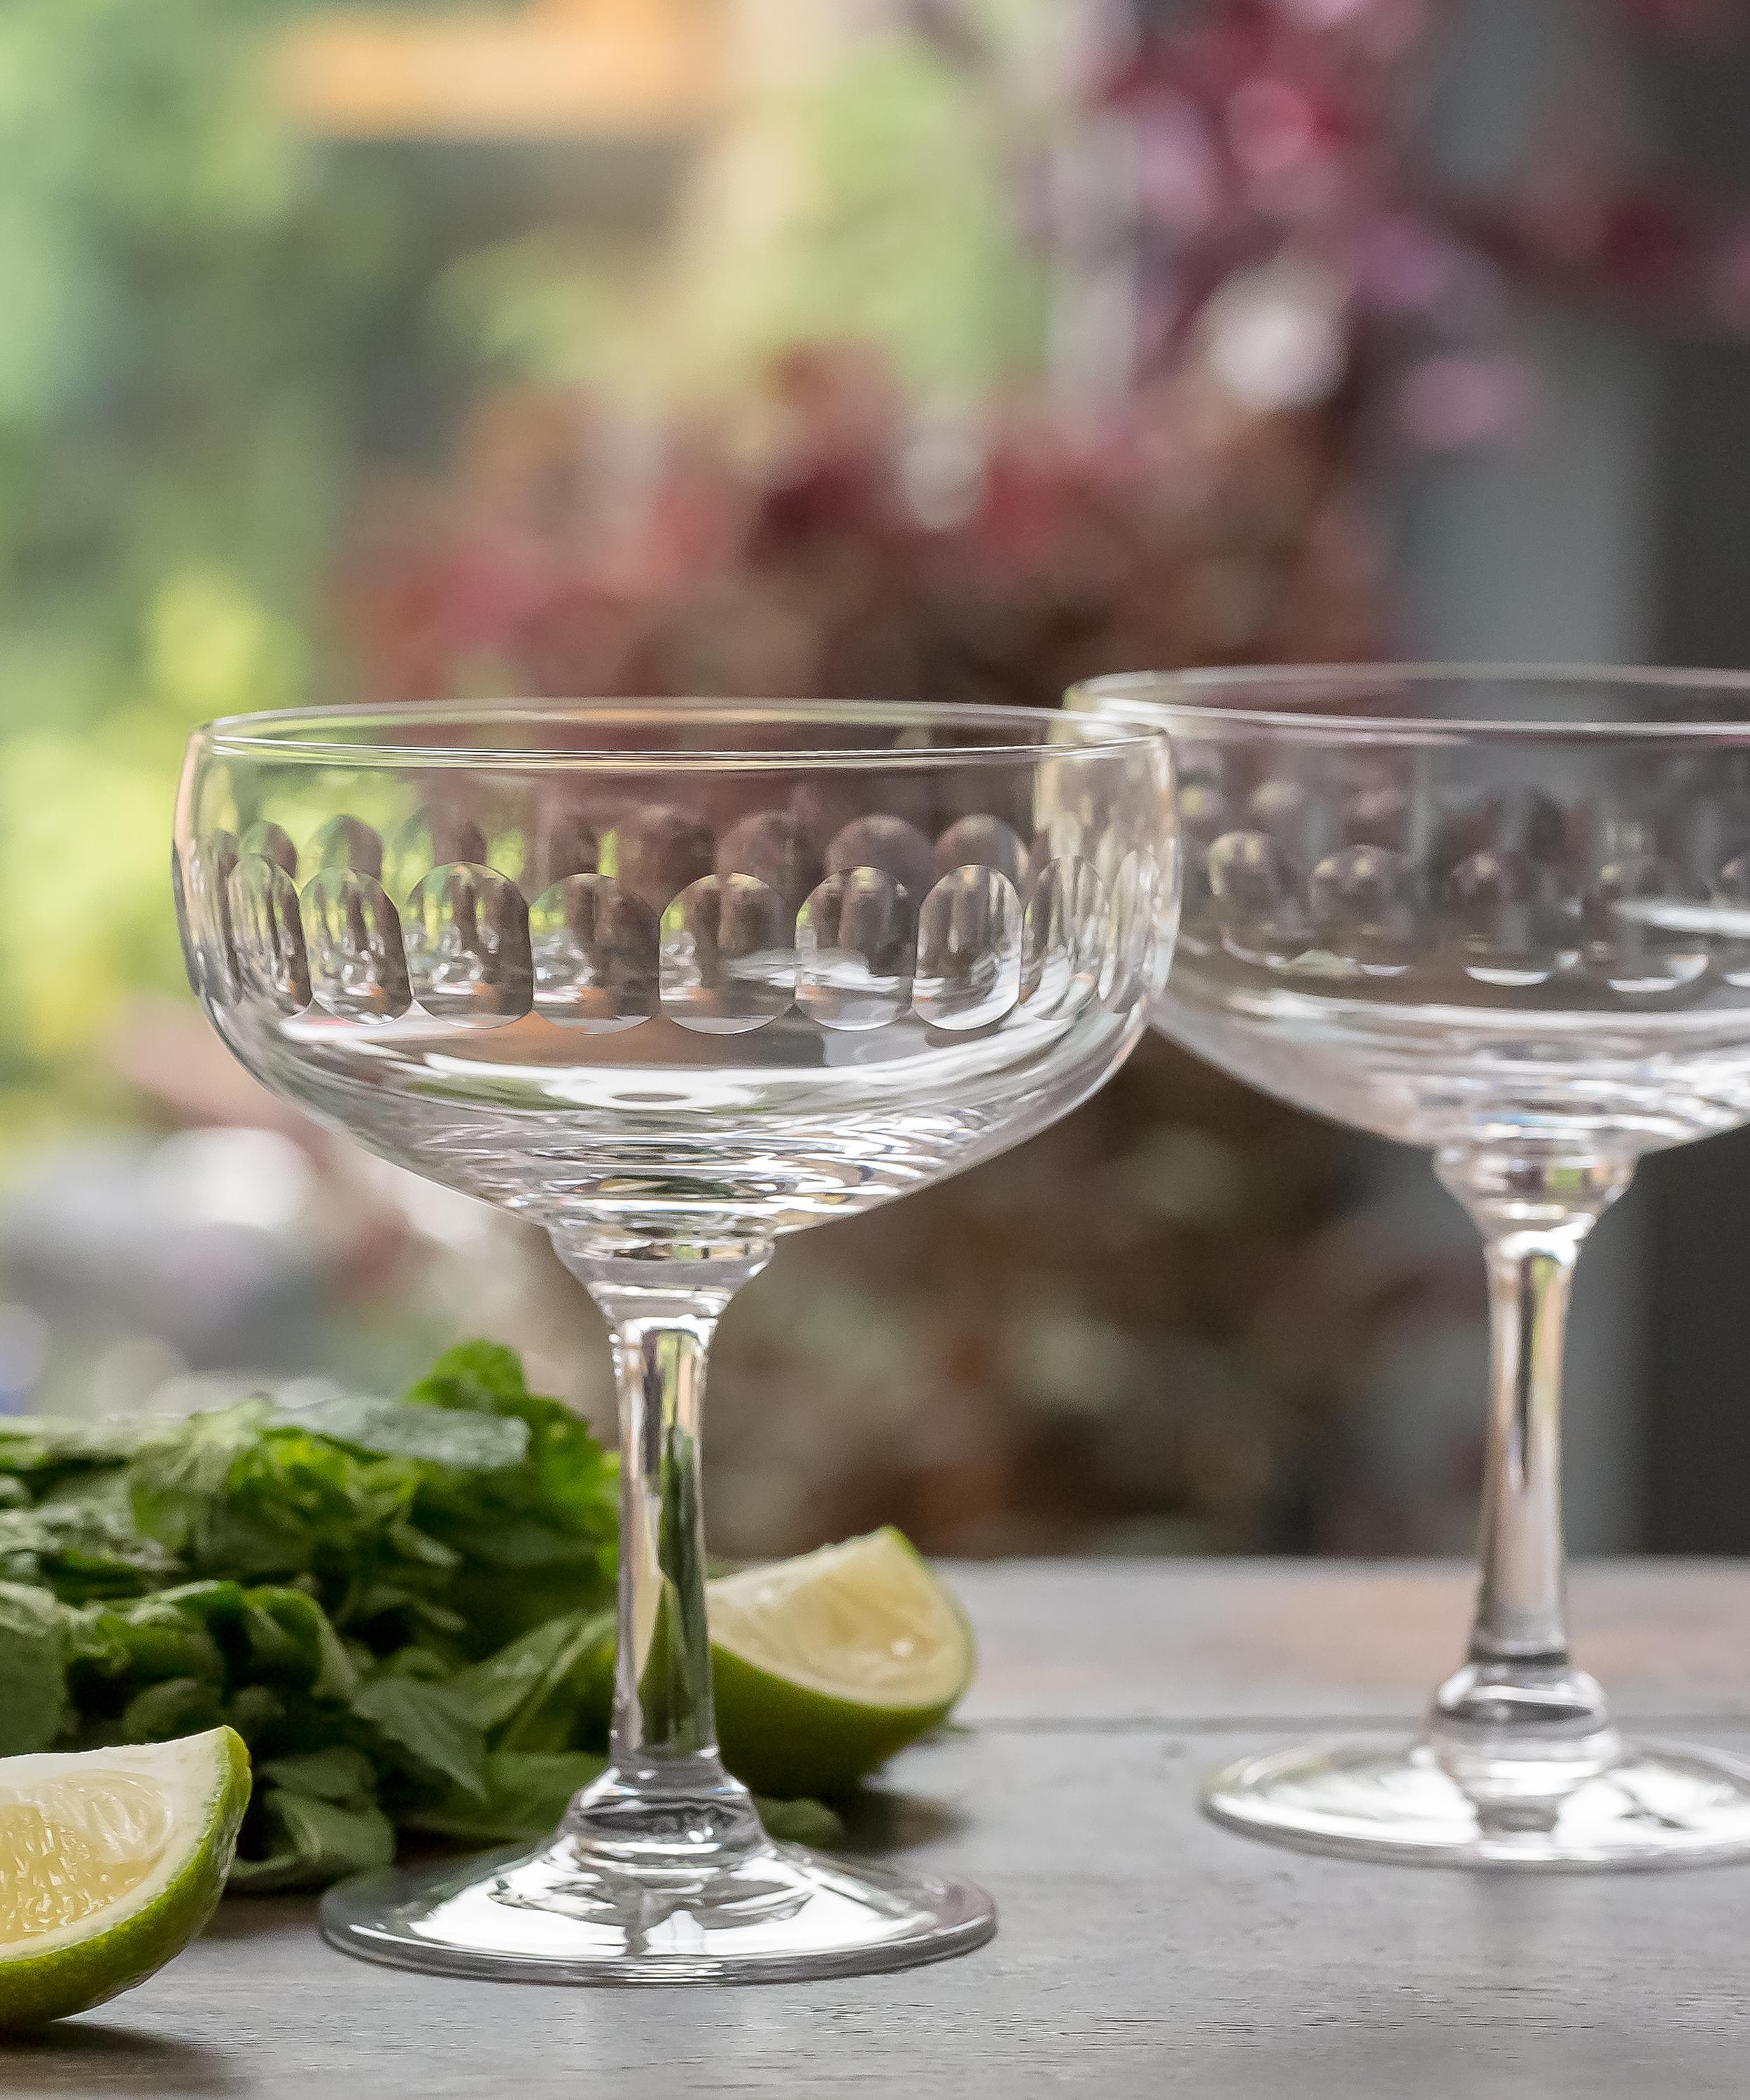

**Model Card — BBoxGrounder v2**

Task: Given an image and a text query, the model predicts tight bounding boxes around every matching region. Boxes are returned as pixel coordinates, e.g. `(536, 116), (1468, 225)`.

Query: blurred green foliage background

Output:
(0, 1), (378, 1120)
(0, 0), (1046, 1132)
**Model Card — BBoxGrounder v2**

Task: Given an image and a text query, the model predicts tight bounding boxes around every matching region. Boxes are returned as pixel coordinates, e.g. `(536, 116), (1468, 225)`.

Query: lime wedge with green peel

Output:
(710, 1528), (974, 1801)
(0, 1728), (251, 2031)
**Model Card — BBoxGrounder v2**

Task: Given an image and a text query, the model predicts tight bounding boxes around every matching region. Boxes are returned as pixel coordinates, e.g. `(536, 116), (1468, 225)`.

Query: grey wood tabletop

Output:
(7, 1559), (1750, 2099)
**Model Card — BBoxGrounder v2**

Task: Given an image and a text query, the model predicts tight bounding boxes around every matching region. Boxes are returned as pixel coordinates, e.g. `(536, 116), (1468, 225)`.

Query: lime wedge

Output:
(0, 1728), (251, 2031)
(710, 1528), (974, 1800)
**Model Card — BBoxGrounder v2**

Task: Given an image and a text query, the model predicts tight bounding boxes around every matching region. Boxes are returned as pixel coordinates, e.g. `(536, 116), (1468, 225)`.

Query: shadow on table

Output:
(836, 1785), (969, 1854)
(200, 1896), (321, 1943)
(0, 2022), (244, 2096)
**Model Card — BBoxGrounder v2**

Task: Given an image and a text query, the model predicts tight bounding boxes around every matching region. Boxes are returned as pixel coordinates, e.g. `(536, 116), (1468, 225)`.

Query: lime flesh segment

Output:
(0, 1728), (251, 2031)
(709, 1529), (974, 1801)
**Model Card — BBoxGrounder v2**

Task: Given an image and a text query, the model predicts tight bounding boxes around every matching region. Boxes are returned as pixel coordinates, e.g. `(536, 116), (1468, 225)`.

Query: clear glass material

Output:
(1070, 664), (1750, 1870)
(174, 699), (1177, 1977)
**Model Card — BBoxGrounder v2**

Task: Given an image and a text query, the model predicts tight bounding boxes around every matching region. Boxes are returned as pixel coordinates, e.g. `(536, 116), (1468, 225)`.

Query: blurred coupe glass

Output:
(1075, 665), (1750, 1869)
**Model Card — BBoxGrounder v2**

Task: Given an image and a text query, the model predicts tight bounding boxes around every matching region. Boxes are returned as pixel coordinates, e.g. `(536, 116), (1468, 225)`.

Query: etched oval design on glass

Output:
(526, 803), (605, 899)
(239, 820), (298, 878)
(717, 809), (822, 918)
(796, 867), (916, 1031)
(1206, 830), (1308, 969)
(661, 874), (796, 1034)
(913, 866), (1022, 1031)
(188, 830), (240, 1007)
(227, 855), (311, 1016)
(528, 875), (657, 1031)
(608, 804), (715, 918)
(171, 846), (196, 997)
(301, 868), (412, 1022)
(386, 807), (490, 906)
(311, 815), (384, 878)
(1174, 776), (1233, 957)
(933, 814), (1030, 888)
(1342, 771), (1412, 851)
(1308, 843), (1419, 977)
(1443, 848), (1577, 988)
(404, 863), (533, 1023)
(1020, 858), (1105, 1021)
(825, 815), (934, 906)
(1434, 788), (1569, 881)
(1099, 850), (1172, 1010)
(1582, 854), (1711, 997)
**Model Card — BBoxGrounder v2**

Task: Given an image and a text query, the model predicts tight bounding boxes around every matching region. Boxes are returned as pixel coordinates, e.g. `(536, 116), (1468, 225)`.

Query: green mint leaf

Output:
(401, 1748), (606, 1844)
(128, 1403), (270, 1559)
(120, 1674), (225, 1742)
(238, 1586), (360, 1700)
(353, 1674), (489, 1800)
(0, 1501), (181, 1605)
(232, 1786), (397, 1891)
(258, 1746), (378, 1809)
(447, 1607), (614, 1752)
(401, 1340), (531, 1414)
(0, 1418), (146, 1504)
(0, 1580), (68, 1754)
(276, 1394), (529, 1472)
(66, 1590), (230, 1688)
(222, 1684), (286, 1746)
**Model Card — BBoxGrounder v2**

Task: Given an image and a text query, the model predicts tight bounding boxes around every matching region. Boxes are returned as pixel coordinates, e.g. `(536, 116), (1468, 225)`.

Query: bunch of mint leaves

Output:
(0, 1340), (837, 1888)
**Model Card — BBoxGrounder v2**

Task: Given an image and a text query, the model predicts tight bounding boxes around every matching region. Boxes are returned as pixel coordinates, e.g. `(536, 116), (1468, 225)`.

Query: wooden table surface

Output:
(8, 1560), (1750, 2099)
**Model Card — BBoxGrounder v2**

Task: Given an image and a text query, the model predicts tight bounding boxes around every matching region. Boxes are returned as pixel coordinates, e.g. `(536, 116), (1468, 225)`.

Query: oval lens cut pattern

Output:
(404, 864), (533, 1022)
(717, 810), (822, 917)
(189, 831), (241, 1007)
(1308, 843), (1419, 976)
(1100, 850), (1173, 1010)
(608, 804), (715, 918)
(239, 820), (298, 878)
(529, 875), (657, 1030)
(185, 800), (1144, 1042)
(913, 867), (1023, 1030)
(1443, 848), (1576, 988)
(170, 848), (196, 998)
(1207, 830), (1308, 969)
(1020, 858), (1105, 1021)
(526, 804), (606, 899)
(386, 807), (489, 907)
(797, 867), (916, 1031)
(227, 855), (311, 1016)
(933, 814), (1030, 889)
(311, 814), (384, 878)
(1174, 776), (1232, 955)
(1159, 740), (1750, 1018)
(660, 874), (796, 1034)
(1583, 855), (1712, 997)
(825, 815), (935, 906)
(302, 867), (412, 1021)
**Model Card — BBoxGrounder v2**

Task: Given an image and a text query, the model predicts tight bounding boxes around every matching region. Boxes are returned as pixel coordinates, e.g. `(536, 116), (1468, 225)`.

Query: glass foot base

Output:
(318, 1836), (997, 1984)
(1203, 1737), (1750, 1870)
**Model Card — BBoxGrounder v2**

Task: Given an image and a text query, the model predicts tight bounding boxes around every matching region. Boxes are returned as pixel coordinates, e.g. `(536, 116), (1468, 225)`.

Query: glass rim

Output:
(192, 696), (1168, 772)
(1069, 662), (1750, 744)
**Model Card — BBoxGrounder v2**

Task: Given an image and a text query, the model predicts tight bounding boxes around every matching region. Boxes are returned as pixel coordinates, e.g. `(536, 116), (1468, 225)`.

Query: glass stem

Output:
(551, 1240), (772, 1862)
(1428, 1146), (1632, 1826)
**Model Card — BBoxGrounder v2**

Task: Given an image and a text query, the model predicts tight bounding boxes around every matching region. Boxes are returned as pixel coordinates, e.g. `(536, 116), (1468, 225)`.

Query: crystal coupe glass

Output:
(174, 699), (1177, 1977)
(1072, 665), (1750, 1869)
